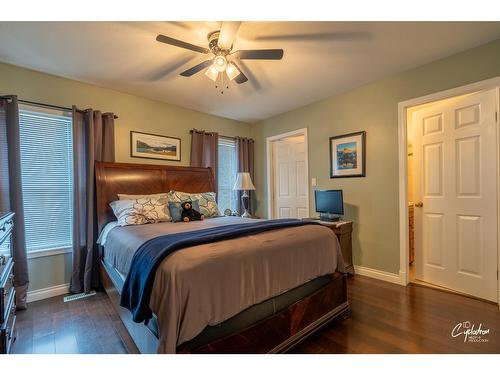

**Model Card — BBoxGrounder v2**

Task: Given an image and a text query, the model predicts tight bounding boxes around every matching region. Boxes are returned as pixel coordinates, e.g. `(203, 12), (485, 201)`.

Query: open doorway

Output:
(406, 89), (498, 302)
(266, 128), (309, 219)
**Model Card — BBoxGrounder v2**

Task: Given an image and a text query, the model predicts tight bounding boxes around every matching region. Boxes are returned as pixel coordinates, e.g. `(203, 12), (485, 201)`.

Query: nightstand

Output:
(303, 218), (354, 276)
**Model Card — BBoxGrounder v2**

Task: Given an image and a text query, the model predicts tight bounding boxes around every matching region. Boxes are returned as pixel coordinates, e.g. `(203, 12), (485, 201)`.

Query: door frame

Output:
(266, 128), (309, 219)
(397, 76), (500, 305)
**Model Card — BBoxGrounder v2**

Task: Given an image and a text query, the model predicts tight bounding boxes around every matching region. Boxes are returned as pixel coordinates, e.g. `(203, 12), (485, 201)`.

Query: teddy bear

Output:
(181, 201), (204, 222)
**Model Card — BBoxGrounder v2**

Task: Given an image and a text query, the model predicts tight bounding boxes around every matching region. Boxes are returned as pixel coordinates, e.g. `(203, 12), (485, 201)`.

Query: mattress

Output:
(101, 216), (343, 353)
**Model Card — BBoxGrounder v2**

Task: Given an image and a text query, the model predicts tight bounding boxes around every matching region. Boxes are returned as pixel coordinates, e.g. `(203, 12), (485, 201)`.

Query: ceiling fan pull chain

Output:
(219, 73), (227, 94)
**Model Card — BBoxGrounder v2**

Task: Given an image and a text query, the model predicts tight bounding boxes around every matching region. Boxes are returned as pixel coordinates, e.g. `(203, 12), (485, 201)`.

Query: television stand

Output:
(319, 213), (341, 222)
(303, 218), (354, 276)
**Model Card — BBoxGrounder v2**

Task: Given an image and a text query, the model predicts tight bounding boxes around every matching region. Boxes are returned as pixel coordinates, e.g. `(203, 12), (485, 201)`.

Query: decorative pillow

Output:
(116, 193), (170, 222)
(167, 190), (221, 218)
(110, 196), (171, 226)
(168, 200), (201, 222)
(118, 193), (167, 200)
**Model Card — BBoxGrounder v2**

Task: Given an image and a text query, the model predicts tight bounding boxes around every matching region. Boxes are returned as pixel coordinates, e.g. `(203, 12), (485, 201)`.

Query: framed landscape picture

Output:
(329, 131), (366, 178)
(130, 131), (181, 161)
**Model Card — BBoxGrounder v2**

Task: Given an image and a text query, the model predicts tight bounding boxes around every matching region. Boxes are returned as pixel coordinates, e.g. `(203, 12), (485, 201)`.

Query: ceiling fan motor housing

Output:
(208, 31), (230, 56)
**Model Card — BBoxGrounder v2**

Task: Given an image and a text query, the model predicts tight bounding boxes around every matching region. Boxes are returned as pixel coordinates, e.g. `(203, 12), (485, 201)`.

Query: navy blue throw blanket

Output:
(120, 218), (318, 324)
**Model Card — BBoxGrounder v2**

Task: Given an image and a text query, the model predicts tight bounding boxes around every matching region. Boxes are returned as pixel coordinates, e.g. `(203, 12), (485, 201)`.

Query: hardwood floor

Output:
(11, 275), (500, 354)
(12, 290), (139, 354)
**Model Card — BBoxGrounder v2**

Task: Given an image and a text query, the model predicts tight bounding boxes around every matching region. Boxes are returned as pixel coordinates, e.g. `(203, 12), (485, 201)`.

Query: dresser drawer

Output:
(0, 261), (14, 325)
(0, 290), (16, 354)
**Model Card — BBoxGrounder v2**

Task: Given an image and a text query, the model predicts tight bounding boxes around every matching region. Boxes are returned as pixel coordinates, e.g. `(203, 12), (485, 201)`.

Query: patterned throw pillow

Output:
(110, 196), (171, 226)
(117, 193), (171, 223)
(167, 190), (221, 218)
(118, 193), (167, 200)
(168, 200), (201, 222)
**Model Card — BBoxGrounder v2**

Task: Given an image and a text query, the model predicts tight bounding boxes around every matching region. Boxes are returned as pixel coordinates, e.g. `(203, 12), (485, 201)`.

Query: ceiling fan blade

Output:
(231, 62), (248, 84)
(235, 49), (284, 60)
(218, 21), (241, 50)
(180, 60), (213, 77)
(254, 32), (371, 42)
(156, 34), (209, 54)
(145, 56), (197, 81)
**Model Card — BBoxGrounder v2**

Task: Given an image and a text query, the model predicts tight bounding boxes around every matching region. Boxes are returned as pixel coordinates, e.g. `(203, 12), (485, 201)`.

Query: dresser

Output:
(303, 219), (354, 276)
(0, 212), (16, 354)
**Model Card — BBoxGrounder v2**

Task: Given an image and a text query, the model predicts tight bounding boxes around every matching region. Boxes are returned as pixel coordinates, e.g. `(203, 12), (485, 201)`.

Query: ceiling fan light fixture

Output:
(226, 62), (240, 81)
(214, 55), (228, 72)
(205, 65), (219, 82)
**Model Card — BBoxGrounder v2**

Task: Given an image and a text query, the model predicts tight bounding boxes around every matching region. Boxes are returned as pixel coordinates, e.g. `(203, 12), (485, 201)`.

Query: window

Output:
(217, 137), (238, 213)
(19, 105), (73, 254)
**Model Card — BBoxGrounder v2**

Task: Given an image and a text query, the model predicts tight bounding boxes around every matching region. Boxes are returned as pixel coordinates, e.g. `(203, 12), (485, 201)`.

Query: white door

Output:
(272, 135), (308, 219)
(412, 89), (498, 302)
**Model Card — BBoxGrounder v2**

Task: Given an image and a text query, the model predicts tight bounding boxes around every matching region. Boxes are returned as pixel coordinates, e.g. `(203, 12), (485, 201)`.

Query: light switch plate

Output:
(311, 177), (317, 187)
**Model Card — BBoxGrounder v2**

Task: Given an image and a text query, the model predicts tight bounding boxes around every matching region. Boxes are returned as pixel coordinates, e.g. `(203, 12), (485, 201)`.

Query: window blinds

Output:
(217, 137), (238, 213)
(18, 106), (73, 253)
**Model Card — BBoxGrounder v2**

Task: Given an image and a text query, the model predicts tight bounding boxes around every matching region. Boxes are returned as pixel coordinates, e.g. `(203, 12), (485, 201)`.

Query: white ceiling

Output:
(0, 21), (500, 123)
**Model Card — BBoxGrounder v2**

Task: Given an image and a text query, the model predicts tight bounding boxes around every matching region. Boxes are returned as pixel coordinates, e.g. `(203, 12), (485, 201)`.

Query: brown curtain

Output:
(0, 96), (29, 309)
(190, 129), (219, 195)
(236, 137), (255, 215)
(70, 107), (115, 294)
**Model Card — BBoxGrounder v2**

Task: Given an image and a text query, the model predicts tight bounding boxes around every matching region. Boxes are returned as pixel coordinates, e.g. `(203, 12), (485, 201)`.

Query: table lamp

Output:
(233, 172), (255, 218)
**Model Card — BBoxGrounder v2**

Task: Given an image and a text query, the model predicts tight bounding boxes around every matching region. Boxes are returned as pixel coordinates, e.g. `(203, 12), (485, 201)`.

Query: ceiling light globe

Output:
(205, 65), (219, 82)
(214, 55), (227, 72)
(226, 62), (240, 81)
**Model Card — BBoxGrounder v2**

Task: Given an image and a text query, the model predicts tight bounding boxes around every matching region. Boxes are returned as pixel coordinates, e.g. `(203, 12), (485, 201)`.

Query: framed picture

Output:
(130, 131), (181, 161)
(329, 131), (366, 178)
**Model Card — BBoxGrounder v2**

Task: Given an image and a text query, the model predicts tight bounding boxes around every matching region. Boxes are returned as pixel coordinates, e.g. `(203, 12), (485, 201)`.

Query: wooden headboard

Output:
(95, 161), (216, 232)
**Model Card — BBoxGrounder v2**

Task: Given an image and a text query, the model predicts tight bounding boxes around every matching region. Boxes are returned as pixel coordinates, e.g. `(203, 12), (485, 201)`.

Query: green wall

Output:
(251, 38), (500, 274)
(3, 37), (500, 293)
(0, 62), (251, 293)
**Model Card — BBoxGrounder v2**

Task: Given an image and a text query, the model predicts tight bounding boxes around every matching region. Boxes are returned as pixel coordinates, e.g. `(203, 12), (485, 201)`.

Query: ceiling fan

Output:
(155, 22), (284, 93)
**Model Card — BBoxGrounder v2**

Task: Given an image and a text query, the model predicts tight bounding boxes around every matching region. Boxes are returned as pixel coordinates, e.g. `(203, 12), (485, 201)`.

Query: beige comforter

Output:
(102, 217), (343, 353)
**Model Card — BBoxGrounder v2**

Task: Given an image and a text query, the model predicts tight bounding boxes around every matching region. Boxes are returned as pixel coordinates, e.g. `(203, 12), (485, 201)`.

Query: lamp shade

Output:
(233, 172), (255, 191)
(226, 62), (240, 81)
(205, 65), (219, 82)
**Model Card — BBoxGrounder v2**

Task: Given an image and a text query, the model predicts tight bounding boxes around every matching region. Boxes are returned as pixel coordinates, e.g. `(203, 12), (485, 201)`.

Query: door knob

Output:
(415, 202), (423, 207)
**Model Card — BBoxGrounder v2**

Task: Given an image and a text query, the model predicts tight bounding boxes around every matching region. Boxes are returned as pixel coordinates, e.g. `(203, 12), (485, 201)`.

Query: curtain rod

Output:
(1, 96), (118, 119)
(190, 129), (253, 142)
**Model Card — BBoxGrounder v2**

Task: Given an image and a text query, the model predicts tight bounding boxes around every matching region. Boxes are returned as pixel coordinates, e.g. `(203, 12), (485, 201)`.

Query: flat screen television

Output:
(315, 189), (344, 221)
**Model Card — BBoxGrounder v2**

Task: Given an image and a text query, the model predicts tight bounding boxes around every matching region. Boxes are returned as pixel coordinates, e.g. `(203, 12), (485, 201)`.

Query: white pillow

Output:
(110, 196), (171, 226)
(167, 190), (221, 218)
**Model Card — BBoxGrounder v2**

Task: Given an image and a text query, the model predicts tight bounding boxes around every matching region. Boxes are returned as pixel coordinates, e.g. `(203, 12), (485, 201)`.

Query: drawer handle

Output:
(6, 325), (13, 341)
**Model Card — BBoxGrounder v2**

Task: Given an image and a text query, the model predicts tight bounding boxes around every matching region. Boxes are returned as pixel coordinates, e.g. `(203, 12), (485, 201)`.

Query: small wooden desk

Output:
(303, 218), (354, 276)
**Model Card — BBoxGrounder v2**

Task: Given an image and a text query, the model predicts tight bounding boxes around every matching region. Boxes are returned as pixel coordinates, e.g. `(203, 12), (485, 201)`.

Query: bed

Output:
(95, 161), (350, 354)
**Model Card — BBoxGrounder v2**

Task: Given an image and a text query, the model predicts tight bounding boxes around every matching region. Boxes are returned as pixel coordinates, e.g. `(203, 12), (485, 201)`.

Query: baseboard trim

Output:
(354, 265), (405, 285)
(27, 283), (70, 303)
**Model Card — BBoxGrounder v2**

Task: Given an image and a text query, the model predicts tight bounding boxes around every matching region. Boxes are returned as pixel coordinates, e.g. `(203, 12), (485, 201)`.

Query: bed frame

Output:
(95, 161), (350, 354)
